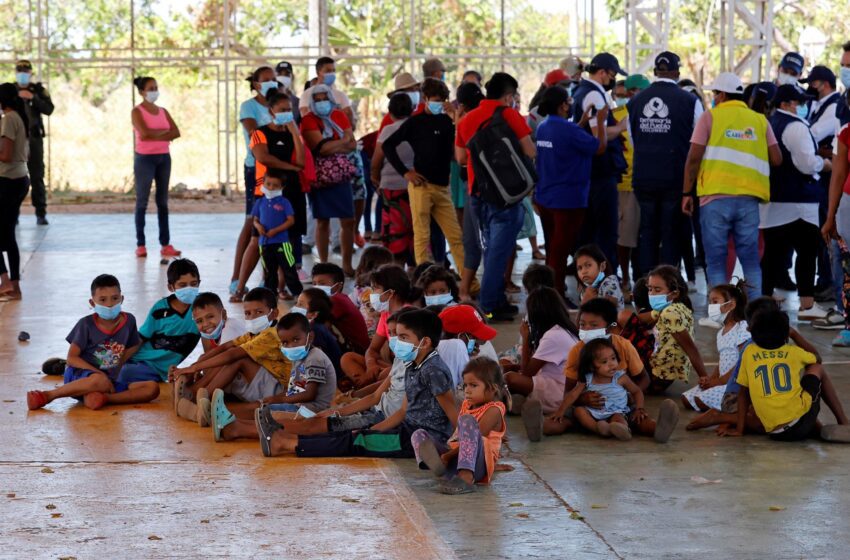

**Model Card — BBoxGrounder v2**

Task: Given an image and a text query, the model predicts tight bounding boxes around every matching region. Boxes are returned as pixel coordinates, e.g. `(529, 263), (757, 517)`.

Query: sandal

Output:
(173, 375), (189, 415)
(229, 288), (247, 304)
(255, 404), (283, 457)
(416, 439), (446, 477)
(27, 390), (48, 410)
(211, 389), (236, 442)
(196, 388), (211, 428)
(531, 250), (546, 260)
(439, 476), (476, 495)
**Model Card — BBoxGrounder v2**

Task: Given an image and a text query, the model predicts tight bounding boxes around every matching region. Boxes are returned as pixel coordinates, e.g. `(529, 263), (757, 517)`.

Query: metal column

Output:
(719, 0), (774, 81)
(625, 0), (670, 74)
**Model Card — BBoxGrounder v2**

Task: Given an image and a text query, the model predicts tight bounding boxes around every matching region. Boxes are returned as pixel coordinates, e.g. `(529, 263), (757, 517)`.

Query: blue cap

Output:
(779, 52), (804, 76)
(654, 51), (680, 72)
(590, 53), (627, 76)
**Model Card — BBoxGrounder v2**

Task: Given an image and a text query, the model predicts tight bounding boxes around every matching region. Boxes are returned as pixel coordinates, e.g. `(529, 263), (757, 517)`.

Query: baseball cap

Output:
(590, 52), (627, 76)
(779, 52), (804, 75)
(544, 68), (570, 87)
(624, 74), (651, 91)
(654, 51), (680, 71)
(439, 305), (497, 341)
(744, 81), (778, 103)
(15, 60), (32, 71)
(559, 55), (584, 76)
(705, 72), (744, 94)
(387, 72), (420, 98)
(800, 65), (836, 88)
(275, 61), (293, 74)
(774, 84), (810, 105)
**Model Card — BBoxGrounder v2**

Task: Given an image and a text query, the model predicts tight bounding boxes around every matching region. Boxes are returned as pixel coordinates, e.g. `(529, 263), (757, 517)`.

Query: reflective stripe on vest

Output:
(698, 100), (770, 201)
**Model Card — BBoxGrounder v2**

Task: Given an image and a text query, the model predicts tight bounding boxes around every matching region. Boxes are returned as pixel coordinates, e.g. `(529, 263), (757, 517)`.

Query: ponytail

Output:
(0, 83), (29, 137)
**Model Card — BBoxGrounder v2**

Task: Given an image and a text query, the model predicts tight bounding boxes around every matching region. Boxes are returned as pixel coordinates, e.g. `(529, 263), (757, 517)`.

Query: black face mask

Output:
(602, 79), (614, 92)
(805, 85), (818, 97)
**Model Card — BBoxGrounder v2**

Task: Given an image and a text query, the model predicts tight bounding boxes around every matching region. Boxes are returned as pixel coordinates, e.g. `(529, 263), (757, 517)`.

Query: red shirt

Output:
(330, 293), (370, 354)
(839, 124), (850, 195)
(455, 100), (531, 193)
(300, 110), (351, 140)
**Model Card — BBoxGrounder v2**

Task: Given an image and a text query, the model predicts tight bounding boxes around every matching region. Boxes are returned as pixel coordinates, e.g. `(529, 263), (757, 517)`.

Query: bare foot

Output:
(687, 410), (720, 431)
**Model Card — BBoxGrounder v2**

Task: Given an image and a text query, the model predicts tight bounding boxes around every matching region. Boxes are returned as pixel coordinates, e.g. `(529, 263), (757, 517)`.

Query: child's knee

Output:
(88, 373), (113, 393)
(143, 382), (161, 400)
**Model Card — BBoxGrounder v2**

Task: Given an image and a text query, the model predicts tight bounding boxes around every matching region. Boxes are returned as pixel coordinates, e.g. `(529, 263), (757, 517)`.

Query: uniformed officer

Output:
(15, 60), (54, 226)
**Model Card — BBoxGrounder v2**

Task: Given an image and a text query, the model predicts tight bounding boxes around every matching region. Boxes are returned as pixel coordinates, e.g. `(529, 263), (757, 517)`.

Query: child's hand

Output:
(255, 224), (267, 237)
(546, 412), (567, 424)
(316, 408), (336, 418)
(630, 407), (648, 424)
(519, 318), (529, 341)
(579, 391), (606, 409)
(716, 424), (742, 437)
(584, 286), (598, 300)
(698, 375), (716, 390)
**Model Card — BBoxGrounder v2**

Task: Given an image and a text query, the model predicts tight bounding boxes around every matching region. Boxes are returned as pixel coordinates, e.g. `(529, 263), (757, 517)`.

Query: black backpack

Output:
(467, 106), (537, 208)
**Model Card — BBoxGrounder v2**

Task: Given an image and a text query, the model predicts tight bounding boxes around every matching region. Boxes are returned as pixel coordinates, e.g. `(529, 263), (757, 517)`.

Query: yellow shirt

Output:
(650, 303), (694, 381)
(736, 344), (816, 432)
(233, 326), (291, 385)
(613, 105), (633, 192)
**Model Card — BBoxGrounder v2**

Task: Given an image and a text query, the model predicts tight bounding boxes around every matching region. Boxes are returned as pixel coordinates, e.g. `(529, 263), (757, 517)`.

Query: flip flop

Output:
(416, 438), (446, 476)
(255, 404), (283, 457)
(27, 390), (48, 410)
(439, 476), (476, 495)
(211, 389), (236, 442)
(173, 375), (189, 415)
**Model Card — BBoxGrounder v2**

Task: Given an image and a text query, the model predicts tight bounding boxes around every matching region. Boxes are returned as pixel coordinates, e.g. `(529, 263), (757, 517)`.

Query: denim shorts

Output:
(64, 366), (129, 396)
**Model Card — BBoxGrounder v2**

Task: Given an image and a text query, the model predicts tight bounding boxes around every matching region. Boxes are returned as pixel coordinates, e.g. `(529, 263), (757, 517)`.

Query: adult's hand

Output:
(682, 196), (694, 216)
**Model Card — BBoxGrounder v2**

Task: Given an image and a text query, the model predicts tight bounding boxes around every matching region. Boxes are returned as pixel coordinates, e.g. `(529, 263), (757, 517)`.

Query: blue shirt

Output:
(129, 296), (200, 379)
(251, 195), (295, 245)
(66, 313), (141, 377)
(533, 115), (599, 209)
(240, 97), (273, 167)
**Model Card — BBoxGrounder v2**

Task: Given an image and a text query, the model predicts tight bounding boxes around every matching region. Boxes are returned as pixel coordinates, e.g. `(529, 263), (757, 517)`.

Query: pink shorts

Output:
(530, 374), (566, 415)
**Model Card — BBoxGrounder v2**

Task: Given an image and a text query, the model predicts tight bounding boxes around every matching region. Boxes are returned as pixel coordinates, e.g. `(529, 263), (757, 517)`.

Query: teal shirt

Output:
(129, 296), (200, 379)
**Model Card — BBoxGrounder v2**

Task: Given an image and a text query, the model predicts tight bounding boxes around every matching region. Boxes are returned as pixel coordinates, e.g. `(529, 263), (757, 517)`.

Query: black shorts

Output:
(769, 374), (822, 442)
(295, 423), (416, 458)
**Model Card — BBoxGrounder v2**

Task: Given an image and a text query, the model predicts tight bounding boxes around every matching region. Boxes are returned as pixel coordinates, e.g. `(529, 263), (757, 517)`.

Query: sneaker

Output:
(521, 398), (543, 442)
(41, 357), (67, 376)
(488, 304), (517, 322)
(832, 330), (850, 347)
(698, 317), (723, 329)
(297, 268), (310, 283)
(812, 309), (845, 330)
(160, 245), (182, 257)
(135, 246), (147, 258)
(798, 304), (830, 321)
(354, 232), (366, 248)
(36, 216), (49, 226)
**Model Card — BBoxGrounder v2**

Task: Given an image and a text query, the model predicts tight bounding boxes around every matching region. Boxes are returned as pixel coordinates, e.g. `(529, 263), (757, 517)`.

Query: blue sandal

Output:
(211, 389), (236, 442)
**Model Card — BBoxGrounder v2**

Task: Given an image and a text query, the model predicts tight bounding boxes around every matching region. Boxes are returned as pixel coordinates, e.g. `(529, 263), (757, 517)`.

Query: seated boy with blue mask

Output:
(171, 287), (289, 426)
(118, 258), (202, 384)
(211, 313), (337, 441)
(27, 274), (160, 411)
(256, 308), (459, 458)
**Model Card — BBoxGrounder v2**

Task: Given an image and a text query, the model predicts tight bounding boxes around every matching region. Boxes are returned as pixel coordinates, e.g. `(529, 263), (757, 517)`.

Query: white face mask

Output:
(707, 302), (730, 324)
(246, 314), (271, 334)
(145, 91), (160, 103)
(276, 75), (292, 90)
(777, 72), (798, 86)
(579, 328), (609, 342)
(261, 186), (282, 199)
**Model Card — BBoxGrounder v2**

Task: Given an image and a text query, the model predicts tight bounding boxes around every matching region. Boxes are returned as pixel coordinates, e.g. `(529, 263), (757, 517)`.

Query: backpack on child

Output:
(467, 106), (537, 208)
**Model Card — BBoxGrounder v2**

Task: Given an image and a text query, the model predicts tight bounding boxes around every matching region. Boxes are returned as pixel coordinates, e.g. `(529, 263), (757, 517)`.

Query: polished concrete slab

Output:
(3, 214), (850, 559)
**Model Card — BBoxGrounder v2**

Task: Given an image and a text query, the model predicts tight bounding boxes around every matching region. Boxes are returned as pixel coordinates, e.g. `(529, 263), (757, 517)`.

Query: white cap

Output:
(705, 72), (744, 94)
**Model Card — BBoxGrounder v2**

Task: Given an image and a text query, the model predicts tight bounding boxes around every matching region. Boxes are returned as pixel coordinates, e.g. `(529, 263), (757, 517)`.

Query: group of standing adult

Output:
(0, 60), (53, 302)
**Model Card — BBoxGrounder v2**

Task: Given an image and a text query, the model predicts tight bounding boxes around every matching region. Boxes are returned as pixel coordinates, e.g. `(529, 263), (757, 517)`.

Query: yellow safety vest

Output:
(697, 100), (770, 201)
(613, 105), (634, 192)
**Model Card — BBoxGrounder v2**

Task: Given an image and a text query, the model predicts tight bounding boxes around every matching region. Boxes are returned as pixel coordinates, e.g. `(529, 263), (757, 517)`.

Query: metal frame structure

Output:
(4, 0), (599, 194)
(624, 0), (671, 75)
(719, 0), (775, 81)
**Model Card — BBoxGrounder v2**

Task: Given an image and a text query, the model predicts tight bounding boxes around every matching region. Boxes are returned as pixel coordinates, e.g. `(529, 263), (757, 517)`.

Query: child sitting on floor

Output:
(611, 276), (655, 372)
(210, 312), (336, 442)
(724, 308), (850, 442)
(576, 244), (623, 310)
(499, 263), (557, 369)
(118, 259), (202, 383)
(412, 357), (508, 494)
(171, 287), (288, 424)
(417, 264), (459, 308)
(311, 262), (369, 354)
(558, 338), (645, 441)
(646, 265), (709, 393)
(193, 292), (245, 350)
(291, 288), (343, 378)
(252, 168), (303, 300)
(27, 274), (159, 411)
(350, 245), (395, 336)
(256, 308), (458, 458)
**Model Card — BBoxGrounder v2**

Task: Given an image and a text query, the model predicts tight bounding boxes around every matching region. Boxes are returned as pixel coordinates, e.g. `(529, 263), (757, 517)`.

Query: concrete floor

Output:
(3, 213), (850, 559)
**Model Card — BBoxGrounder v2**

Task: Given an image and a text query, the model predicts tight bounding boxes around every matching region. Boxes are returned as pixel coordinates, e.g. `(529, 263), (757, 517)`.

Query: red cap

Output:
(439, 305), (497, 341)
(544, 68), (570, 86)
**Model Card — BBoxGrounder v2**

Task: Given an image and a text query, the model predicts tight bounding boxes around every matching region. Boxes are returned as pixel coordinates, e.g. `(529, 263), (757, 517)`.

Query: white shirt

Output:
(759, 110), (822, 229)
(220, 316), (246, 344)
(809, 91), (839, 144)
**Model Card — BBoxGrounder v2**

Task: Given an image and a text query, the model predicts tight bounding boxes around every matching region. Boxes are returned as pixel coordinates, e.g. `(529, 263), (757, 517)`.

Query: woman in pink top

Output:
(131, 76), (181, 258)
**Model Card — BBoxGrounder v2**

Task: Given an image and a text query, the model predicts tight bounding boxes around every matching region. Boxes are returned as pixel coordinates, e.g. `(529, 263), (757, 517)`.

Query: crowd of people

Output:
(17, 43), (850, 494)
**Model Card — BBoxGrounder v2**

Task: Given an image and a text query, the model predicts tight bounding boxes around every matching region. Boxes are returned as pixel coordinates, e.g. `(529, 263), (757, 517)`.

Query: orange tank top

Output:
(449, 399), (506, 484)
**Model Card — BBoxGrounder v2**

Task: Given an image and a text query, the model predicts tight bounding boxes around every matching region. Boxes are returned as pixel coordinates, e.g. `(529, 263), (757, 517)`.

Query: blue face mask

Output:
(465, 337), (476, 355)
(281, 344), (309, 362)
(174, 286), (199, 305)
(314, 100), (332, 116)
(16, 72), (30, 86)
(424, 293), (454, 307)
(290, 306), (308, 316)
(260, 81), (278, 97)
(393, 339), (422, 363)
(315, 285), (334, 297)
(841, 68), (850, 89)
(795, 104), (809, 120)
(388, 336), (400, 355)
(649, 293), (672, 311)
(93, 303), (122, 321)
(587, 271), (605, 288)
(323, 72), (336, 86)
(200, 318), (225, 340)
(407, 91), (421, 106)
(273, 111), (294, 125)
(427, 101), (444, 115)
